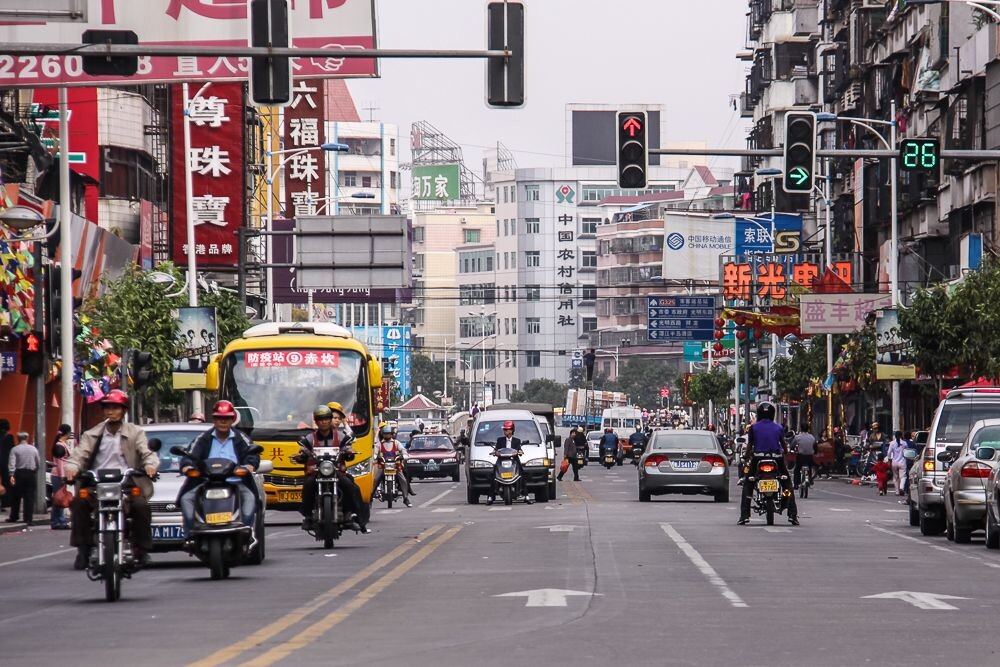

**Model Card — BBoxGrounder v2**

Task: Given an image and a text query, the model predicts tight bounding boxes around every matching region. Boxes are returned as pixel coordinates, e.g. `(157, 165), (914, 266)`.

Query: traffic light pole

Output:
(32, 240), (46, 510)
(58, 87), (74, 431)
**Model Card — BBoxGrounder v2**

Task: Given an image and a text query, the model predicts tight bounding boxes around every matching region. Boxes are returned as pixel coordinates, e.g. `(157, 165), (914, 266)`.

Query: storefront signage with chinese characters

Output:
(170, 82), (244, 267)
(411, 164), (460, 200)
(283, 80), (327, 218)
(555, 212), (577, 329)
(720, 253), (859, 307)
(244, 350), (341, 369)
(799, 293), (890, 335)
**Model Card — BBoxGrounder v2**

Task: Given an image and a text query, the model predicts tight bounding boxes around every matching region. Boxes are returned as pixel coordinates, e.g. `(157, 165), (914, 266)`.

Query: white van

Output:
(465, 409), (554, 504)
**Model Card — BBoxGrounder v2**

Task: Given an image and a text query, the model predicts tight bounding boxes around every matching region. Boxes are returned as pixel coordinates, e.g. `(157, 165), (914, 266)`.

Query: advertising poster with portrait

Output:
(875, 308), (916, 380)
(172, 306), (218, 390)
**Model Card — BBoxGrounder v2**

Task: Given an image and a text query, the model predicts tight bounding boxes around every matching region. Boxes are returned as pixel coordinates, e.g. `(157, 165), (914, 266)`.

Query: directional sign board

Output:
(647, 296), (716, 342)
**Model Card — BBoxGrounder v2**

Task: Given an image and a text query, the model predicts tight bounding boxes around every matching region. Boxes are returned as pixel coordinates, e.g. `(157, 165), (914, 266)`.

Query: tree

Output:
(410, 353), (445, 398)
(946, 259), (1000, 380)
(688, 367), (733, 407)
(509, 378), (568, 406)
(899, 284), (958, 391)
(772, 338), (826, 401)
(612, 358), (676, 409)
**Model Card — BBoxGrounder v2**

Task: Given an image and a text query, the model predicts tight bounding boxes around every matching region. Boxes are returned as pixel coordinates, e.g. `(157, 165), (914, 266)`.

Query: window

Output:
(525, 251), (540, 267)
(525, 285), (541, 302)
(464, 229), (481, 244)
(510, 185), (516, 202)
(344, 172), (357, 187)
(413, 227), (425, 243)
(582, 317), (597, 333)
(414, 254), (425, 271)
(503, 253), (508, 270)
(496, 220), (500, 236)
(390, 138), (396, 156)
(503, 219), (509, 236)
(525, 184), (540, 201)
(581, 285), (597, 301)
(526, 317), (541, 334)
(510, 252), (517, 269)
(504, 318), (509, 335)
(390, 171), (398, 188)
(511, 318), (517, 334)
(581, 217), (599, 235)
(525, 217), (540, 234)
(526, 351), (541, 367)
(582, 251), (597, 268)
(362, 175), (372, 188)
(503, 187), (509, 203)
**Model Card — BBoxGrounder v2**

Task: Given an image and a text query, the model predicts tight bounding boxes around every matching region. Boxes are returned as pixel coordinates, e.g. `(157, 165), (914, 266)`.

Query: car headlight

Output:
(205, 488), (232, 500)
(471, 460), (493, 468)
(346, 457), (372, 477)
(524, 458), (545, 467)
(442, 458), (457, 464)
(318, 460), (336, 477)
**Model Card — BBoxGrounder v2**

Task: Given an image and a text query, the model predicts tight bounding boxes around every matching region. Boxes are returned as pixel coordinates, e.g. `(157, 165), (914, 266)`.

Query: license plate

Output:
(673, 460), (699, 470)
(425, 462), (440, 471)
(152, 525), (185, 541)
(500, 472), (514, 479)
(757, 479), (780, 493)
(277, 490), (302, 504)
(206, 512), (231, 525)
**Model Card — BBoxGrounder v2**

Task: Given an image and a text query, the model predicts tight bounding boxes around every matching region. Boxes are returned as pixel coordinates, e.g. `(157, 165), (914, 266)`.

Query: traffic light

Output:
(47, 265), (83, 354)
(81, 30), (139, 76)
(899, 138), (940, 173)
(782, 111), (817, 194)
(249, 0), (292, 106)
(617, 111), (648, 189)
(132, 351), (155, 390)
(486, 1), (525, 108)
(19, 332), (44, 376)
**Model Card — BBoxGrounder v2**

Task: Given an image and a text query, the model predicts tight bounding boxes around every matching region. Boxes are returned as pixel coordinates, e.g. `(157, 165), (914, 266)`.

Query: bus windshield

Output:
(220, 348), (371, 439)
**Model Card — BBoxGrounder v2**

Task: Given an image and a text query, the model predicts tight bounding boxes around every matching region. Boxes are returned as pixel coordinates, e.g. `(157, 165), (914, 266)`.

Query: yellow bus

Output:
(205, 321), (385, 508)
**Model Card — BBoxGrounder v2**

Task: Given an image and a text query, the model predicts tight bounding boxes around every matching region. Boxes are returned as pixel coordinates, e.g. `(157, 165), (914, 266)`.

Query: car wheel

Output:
(945, 512), (955, 541)
(466, 486), (479, 505)
(955, 524), (972, 544)
(908, 501), (920, 527)
(986, 510), (1000, 549)
(920, 510), (945, 536)
(452, 472), (460, 482)
(714, 487), (730, 503)
(535, 488), (548, 503)
(639, 489), (651, 502)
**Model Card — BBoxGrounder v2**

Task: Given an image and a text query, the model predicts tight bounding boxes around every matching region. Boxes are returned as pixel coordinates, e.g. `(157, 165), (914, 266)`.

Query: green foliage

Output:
(688, 367), (733, 406)
(607, 358), (676, 409)
(510, 378), (568, 406)
(410, 353), (445, 398)
(945, 259), (1000, 380)
(772, 339), (826, 401)
(898, 284), (957, 380)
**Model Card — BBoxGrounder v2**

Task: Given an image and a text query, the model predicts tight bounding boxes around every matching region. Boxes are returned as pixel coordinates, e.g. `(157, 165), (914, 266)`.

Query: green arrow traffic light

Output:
(782, 111), (816, 194)
(790, 166), (809, 186)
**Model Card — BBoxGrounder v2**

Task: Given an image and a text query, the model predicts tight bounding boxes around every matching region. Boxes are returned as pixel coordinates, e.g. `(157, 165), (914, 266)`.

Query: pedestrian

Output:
(188, 411), (206, 424)
(872, 453), (892, 496)
(884, 430), (907, 495)
(0, 419), (13, 510)
(7, 432), (40, 525)
(50, 424), (74, 529)
(557, 427), (581, 481)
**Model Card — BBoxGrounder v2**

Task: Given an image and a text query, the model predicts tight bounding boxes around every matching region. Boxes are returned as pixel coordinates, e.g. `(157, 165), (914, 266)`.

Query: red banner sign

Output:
(170, 82), (244, 267)
(243, 350), (340, 369)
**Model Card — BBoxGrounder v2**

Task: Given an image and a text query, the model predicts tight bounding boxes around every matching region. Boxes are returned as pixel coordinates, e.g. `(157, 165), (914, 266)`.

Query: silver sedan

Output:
(638, 430), (730, 502)
(942, 419), (1000, 543)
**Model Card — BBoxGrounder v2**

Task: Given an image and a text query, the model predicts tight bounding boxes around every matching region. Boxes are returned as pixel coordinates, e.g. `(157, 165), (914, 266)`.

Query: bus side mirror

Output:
(205, 354), (221, 391)
(368, 356), (383, 387)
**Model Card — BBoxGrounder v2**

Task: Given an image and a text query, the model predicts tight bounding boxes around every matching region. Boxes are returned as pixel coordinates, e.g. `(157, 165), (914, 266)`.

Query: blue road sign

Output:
(647, 296), (717, 342)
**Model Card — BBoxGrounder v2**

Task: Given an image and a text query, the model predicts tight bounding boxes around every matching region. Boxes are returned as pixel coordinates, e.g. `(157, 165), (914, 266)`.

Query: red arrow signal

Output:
(623, 117), (642, 137)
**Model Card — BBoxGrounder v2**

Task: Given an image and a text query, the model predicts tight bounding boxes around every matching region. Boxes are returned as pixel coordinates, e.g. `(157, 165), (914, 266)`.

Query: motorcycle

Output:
(379, 449), (402, 508)
(602, 447), (617, 469)
(173, 446), (261, 580)
(77, 468), (153, 601)
(492, 447), (524, 506)
(298, 445), (359, 548)
(746, 453), (791, 525)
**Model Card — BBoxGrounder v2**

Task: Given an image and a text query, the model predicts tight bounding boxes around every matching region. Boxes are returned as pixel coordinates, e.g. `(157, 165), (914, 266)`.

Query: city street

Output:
(2, 468), (999, 666)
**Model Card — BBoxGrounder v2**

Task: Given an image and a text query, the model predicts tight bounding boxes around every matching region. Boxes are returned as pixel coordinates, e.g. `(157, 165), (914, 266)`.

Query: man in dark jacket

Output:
(487, 421), (532, 505)
(598, 427), (619, 461)
(738, 402), (798, 526)
(178, 400), (260, 539)
(628, 427), (648, 461)
(558, 427), (582, 481)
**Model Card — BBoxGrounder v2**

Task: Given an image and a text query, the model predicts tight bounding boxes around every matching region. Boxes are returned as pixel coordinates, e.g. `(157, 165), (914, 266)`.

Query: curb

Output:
(0, 521), (32, 535)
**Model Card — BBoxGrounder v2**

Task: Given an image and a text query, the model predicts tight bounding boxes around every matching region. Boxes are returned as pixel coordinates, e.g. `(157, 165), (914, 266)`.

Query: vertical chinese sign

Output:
(171, 83), (244, 268)
(556, 196), (577, 333)
(284, 80), (327, 218)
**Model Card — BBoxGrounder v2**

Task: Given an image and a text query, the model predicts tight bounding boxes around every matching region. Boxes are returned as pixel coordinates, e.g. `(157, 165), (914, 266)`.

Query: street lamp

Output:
(459, 330), (497, 408)
(264, 142), (350, 321)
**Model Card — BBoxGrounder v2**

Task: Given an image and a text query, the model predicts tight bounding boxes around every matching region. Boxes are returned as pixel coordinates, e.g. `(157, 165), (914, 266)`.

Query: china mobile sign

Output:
(0, 0), (377, 87)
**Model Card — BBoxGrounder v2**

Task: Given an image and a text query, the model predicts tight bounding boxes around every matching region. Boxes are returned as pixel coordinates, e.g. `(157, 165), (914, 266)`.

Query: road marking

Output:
(869, 524), (1000, 569)
(813, 487), (899, 505)
(495, 588), (597, 607)
(542, 506), (564, 511)
(0, 548), (74, 569)
(431, 508), (456, 513)
(189, 525), (444, 667)
(828, 508), (852, 512)
(883, 509), (908, 513)
(535, 524), (578, 533)
(763, 527), (792, 533)
(863, 591), (968, 611)
(488, 507), (512, 512)
(418, 487), (454, 509)
(661, 523), (747, 608)
(242, 524), (463, 667)
(377, 509), (403, 515)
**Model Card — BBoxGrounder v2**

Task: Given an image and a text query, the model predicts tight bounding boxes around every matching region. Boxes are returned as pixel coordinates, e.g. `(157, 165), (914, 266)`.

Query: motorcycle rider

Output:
(487, 421), (533, 506)
(573, 427), (588, 464)
(293, 403), (369, 533)
(738, 402), (799, 526)
(598, 427), (619, 463)
(792, 428), (817, 489)
(177, 400), (260, 544)
(64, 390), (158, 570)
(629, 426), (648, 460)
(372, 425), (412, 507)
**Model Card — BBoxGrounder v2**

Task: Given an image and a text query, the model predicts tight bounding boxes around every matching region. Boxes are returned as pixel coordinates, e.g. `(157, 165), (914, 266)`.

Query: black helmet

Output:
(756, 402), (776, 421)
(379, 425), (394, 437)
(313, 405), (334, 421)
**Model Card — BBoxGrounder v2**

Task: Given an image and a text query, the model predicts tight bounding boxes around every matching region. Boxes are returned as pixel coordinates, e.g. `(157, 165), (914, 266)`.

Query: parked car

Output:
(146, 423), (270, 557)
(941, 419), (1000, 543)
(910, 387), (1000, 536)
(983, 440), (1000, 549)
(638, 430), (730, 503)
(405, 434), (460, 482)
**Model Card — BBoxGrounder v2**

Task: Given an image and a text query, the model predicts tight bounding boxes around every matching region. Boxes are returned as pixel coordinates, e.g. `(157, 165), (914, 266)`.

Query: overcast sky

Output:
(349, 0), (749, 172)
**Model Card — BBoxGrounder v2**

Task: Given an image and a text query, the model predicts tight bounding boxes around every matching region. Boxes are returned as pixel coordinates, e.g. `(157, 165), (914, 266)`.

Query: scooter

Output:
(746, 453), (791, 525)
(77, 468), (153, 601)
(492, 447), (525, 506)
(380, 449), (401, 509)
(602, 447), (617, 469)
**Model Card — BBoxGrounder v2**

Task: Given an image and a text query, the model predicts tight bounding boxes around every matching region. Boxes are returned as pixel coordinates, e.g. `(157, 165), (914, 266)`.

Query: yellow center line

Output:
(563, 481), (582, 505)
(244, 523), (464, 667)
(188, 524), (444, 667)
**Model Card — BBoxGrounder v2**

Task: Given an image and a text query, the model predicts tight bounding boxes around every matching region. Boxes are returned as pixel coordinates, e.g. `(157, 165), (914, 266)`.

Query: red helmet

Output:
(212, 400), (238, 419)
(101, 389), (129, 407)
(502, 421), (515, 430)
(707, 423), (716, 431)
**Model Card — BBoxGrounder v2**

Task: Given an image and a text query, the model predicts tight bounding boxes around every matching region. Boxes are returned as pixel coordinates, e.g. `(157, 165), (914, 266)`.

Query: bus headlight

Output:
(346, 458), (372, 477)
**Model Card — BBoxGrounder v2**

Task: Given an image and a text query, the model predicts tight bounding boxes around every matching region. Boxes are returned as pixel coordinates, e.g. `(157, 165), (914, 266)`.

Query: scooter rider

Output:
(64, 390), (159, 570)
(372, 425), (412, 507)
(486, 421), (533, 506)
(628, 426), (648, 460)
(598, 427), (619, 462)
(293, 403), (369, 533)
(738, 402), (799, 526)
(178, 400), (260, 544)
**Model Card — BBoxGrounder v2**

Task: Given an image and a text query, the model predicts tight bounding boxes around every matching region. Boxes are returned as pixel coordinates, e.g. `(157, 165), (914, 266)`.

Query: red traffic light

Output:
(25, 333), (40, 352)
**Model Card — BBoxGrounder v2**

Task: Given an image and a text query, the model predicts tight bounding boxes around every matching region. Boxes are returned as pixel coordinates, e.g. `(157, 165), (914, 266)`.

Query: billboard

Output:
(662, 214), (735, 282)
(170, 82), (244, 268)
(0, 0), (378, 87)
(171, 306), (218, 390)
(799, 293), (890, 335)
(720, 253), (859, 308)
(349, 325), (412, 398)
(411, 164), (460, 200)
(283, 79), (327, 217)
(875, 308), (916, 381)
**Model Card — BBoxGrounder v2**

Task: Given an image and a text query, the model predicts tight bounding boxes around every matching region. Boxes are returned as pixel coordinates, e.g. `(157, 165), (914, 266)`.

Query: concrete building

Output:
(328, 119), (400, 216)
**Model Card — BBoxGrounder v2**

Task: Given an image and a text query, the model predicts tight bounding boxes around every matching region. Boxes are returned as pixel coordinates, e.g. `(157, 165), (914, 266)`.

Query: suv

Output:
(910, 388), (1000, 536)
(465, 409), (554, 504)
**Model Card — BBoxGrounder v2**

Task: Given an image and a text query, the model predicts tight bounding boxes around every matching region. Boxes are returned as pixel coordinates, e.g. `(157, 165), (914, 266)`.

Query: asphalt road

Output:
(3, 465), (1000, 667)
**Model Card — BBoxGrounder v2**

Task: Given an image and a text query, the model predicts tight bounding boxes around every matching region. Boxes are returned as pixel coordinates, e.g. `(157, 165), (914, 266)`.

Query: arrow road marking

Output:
(495, 588), (598, 608)
(862, 591), (969, 611)
(535, 525), (578, 533)
(661, 523), (748, 608)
